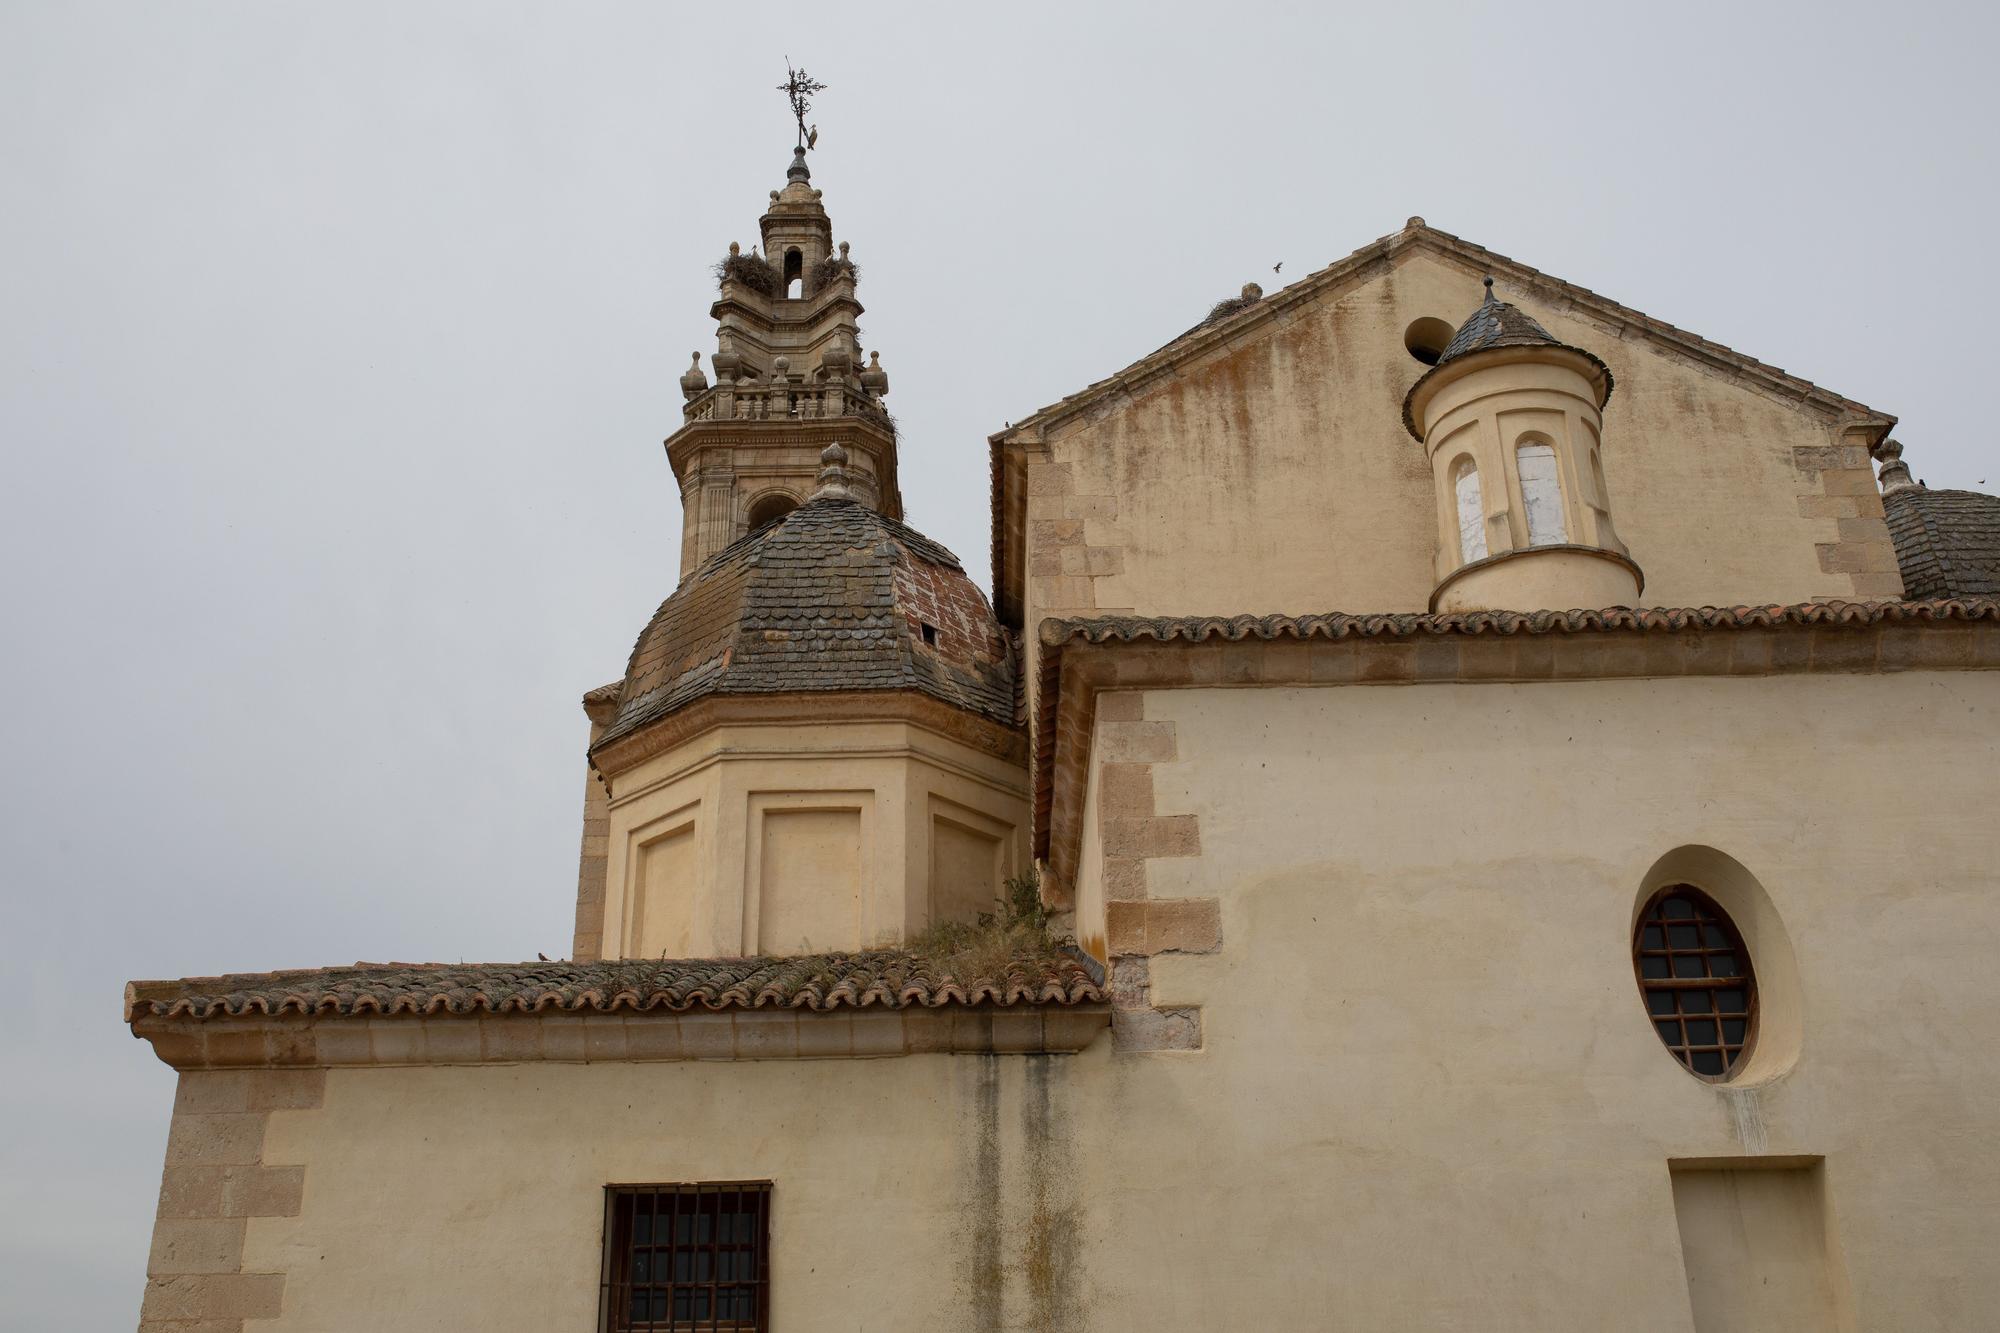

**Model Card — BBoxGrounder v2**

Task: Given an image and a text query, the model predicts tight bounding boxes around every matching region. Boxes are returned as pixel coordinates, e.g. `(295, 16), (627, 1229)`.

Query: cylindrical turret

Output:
(1403, 278), (1641, 613)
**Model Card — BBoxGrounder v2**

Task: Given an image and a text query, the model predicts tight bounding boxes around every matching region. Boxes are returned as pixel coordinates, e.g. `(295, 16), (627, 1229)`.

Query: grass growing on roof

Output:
(906, 871), (1059, 980)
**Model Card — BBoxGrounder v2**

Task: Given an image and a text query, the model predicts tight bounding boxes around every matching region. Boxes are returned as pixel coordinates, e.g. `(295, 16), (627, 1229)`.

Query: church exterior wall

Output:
(147, 667), (1998, 1332)
(1019, 249), (1897, 699)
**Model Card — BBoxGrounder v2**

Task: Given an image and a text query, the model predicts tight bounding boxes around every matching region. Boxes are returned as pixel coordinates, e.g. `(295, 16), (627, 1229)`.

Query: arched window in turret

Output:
(1452, 456), (1487, 563)
(783, 247), (803, 299)
(1516, 439), (1567, 547)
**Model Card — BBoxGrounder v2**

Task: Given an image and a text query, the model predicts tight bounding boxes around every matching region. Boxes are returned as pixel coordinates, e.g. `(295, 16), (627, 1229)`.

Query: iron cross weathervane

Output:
(778, 61), (826, 150)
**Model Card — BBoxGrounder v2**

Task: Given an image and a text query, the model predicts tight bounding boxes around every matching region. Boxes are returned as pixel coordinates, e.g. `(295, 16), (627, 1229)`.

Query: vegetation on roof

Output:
(906, 871), (1062, 981)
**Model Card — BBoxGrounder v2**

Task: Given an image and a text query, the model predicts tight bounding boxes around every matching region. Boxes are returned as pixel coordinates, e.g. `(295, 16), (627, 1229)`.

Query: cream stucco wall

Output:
(206, 668), (1998, 1331)
(1016, 247), (1896, 698)
(598, 717), (1029, 957)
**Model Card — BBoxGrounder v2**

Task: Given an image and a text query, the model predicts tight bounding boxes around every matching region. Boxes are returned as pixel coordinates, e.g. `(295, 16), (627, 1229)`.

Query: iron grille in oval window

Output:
(1633, 886), (1757, 1079)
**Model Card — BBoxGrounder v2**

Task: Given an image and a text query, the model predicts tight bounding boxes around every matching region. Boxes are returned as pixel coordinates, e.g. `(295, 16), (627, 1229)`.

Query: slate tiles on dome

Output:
(1885, 488), (2000, 600)
(597, 496), (1019, 751)
(126, 950), (1105, 1023)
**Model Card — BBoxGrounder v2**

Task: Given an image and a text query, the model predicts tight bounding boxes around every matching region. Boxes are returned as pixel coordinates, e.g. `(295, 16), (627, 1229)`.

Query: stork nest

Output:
(715, 251), (779, 296)
(810, 255), (860, 290)
(1205, 292), (1262, 323)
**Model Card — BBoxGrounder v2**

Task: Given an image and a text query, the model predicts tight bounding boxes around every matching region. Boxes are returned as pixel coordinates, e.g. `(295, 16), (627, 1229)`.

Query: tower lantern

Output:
(666, 76), (898, 577)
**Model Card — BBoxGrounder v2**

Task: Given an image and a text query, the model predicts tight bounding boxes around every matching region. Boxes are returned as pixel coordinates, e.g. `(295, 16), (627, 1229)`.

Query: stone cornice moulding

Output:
(1030, 599), (2000, 889)
(605, 731), (1033, 813)
(131, 1006), (1112, 1071)
(666, 413), (898, 480)
(590, 689), (1029, 791)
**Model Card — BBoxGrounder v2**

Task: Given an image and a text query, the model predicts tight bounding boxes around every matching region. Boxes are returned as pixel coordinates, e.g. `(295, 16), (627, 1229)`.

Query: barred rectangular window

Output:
(599, 1183), (771, 1332)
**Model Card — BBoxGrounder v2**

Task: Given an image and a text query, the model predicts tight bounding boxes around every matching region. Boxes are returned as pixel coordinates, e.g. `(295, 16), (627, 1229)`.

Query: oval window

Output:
(1633, 885), (1757, 1080)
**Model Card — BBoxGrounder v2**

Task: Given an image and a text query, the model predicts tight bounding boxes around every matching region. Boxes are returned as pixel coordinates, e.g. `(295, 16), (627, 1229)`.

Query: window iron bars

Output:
(600, 1182), (772, 1332)
(1633, 885), (1758, 1080)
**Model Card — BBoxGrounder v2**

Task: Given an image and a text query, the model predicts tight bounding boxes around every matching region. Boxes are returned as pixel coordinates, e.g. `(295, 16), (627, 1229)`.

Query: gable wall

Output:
(1019, 250), (1896, 694)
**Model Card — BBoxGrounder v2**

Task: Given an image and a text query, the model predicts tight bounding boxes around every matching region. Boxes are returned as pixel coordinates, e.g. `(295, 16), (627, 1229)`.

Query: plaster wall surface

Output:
(200, 668), (1997, 1331)
(598, 718), (1029, 957)
(1019, 248), (1896, 695)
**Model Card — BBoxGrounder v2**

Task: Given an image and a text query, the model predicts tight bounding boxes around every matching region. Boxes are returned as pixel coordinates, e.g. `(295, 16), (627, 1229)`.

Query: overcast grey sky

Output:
(3, 2), (1995, 1324)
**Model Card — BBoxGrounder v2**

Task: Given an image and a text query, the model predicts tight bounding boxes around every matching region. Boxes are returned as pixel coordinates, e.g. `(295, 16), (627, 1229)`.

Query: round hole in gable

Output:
(1404, 316), (1454, 366)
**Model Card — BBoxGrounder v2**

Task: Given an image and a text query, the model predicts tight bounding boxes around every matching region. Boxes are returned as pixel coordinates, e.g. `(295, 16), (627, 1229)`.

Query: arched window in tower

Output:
(746, 493), (799, 531)
(1452, 457), (1487, 564)
(783, 248), (803, 299)
(1516, 439), (1567, 546)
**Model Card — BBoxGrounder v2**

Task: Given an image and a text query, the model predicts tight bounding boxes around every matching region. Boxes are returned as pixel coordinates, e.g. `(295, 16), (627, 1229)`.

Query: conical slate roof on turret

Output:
(1436, 283), (1565, 363)
(1402, 278), (1614, 438)
(591, 495), (1019, 756)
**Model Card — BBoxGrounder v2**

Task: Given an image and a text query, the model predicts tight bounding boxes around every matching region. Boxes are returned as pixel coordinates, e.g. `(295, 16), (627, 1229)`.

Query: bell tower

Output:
(667, 138), (900, 578)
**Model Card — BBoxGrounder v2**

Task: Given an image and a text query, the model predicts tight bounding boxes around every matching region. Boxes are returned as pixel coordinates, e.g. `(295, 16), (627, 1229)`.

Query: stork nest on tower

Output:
(714, 250), (780, 296)
(809, 254), (860, 290)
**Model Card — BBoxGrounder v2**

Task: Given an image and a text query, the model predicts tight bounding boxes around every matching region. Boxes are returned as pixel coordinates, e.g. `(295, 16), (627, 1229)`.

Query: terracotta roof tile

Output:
(125, 949), (1104, 1023)
(1034, 598), (2000, 652)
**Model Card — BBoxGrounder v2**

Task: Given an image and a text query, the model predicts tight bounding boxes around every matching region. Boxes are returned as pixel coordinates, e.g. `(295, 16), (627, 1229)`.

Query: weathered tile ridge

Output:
(1037, 598), (2000, 650)
(126, 949), (1105, 1023)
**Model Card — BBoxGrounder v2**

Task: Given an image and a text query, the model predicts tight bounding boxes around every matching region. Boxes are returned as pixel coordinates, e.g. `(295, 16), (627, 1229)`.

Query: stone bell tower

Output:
(667, 146), (901, 578)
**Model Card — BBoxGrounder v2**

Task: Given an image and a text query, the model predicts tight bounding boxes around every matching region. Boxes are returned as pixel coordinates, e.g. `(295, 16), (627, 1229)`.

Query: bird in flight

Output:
(1273, 262), (1283, 274)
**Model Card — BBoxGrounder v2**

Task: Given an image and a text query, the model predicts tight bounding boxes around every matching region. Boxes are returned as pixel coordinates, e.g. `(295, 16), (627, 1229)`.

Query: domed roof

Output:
(1884, 485), (2000, 599)
(1403, 278), (1614, 438)
(592, 493), (1019, 756)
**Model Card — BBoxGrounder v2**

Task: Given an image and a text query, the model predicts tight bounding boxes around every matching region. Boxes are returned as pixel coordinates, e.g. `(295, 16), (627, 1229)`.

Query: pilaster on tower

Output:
(667, 147), (900, 578)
